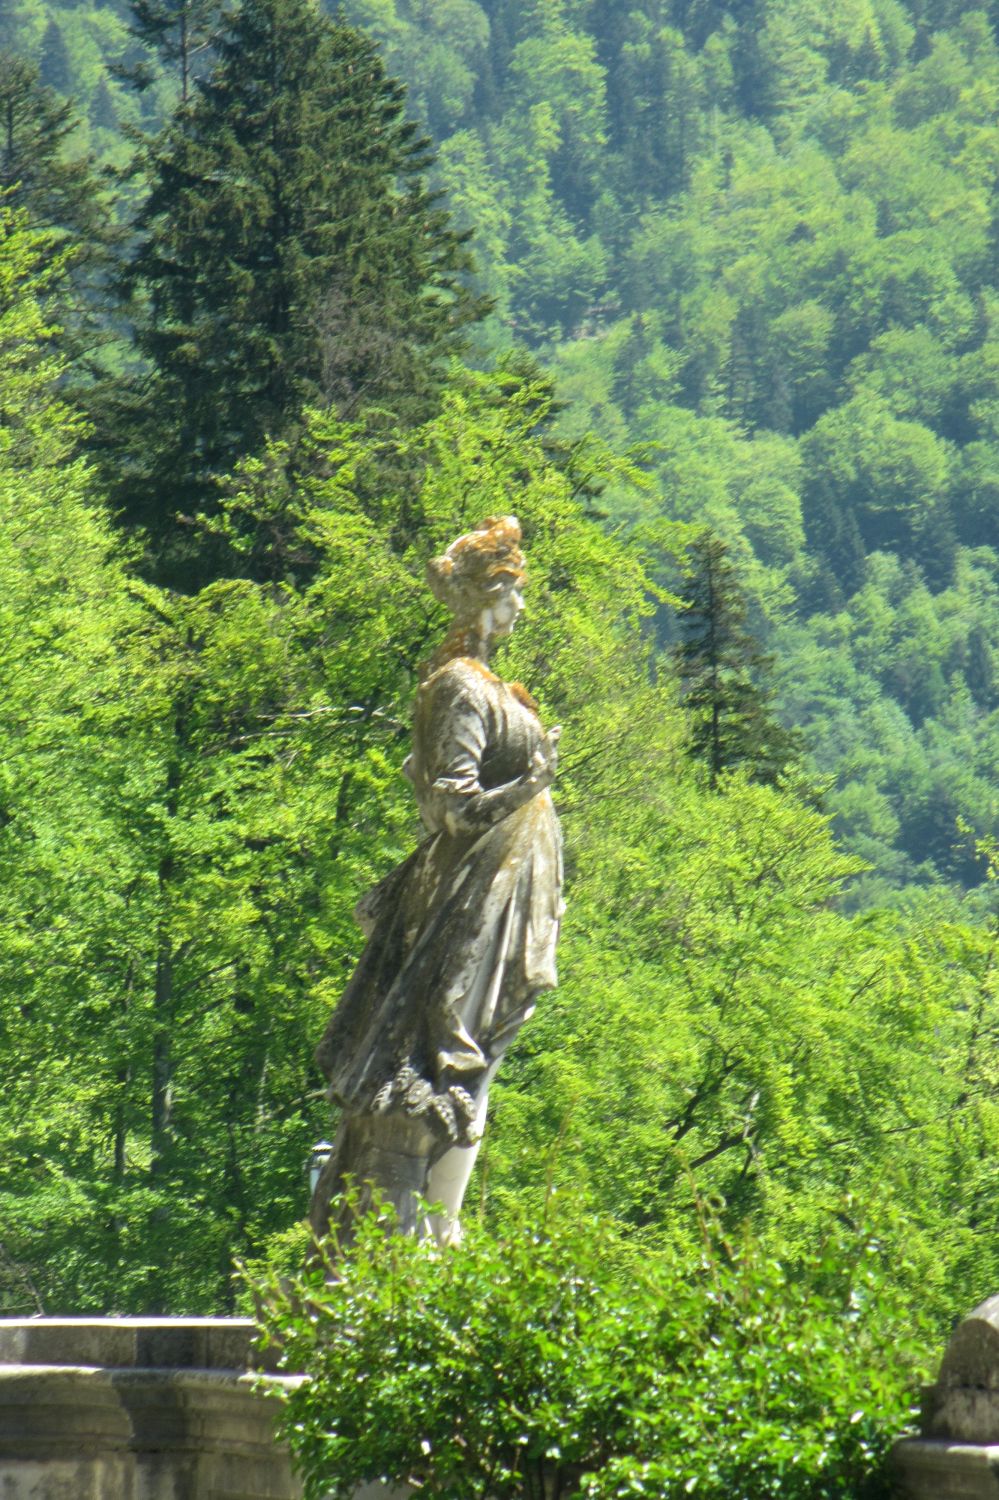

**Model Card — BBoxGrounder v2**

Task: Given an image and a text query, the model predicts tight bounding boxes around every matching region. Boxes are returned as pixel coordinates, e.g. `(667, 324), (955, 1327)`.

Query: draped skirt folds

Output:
(315, 789), (562, 1149)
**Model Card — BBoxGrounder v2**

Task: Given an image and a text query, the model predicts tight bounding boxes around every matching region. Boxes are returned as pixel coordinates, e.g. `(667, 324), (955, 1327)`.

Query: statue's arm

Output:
(425, 681), (557, 837)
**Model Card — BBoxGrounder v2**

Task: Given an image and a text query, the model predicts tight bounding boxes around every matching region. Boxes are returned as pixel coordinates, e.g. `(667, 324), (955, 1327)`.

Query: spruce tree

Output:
(116, 0), (222, 100)
(0, 0), (14, 50)
(38, 19), (72, 96)
(800, 477), (867, 613)
(101, 0), (487, 586)
(967, 624), (995, 710)
(672, 534), (801, 787)
(89, 75), (118, 133)
(0, 53), (100, 238)
(0, 53), (113, 359)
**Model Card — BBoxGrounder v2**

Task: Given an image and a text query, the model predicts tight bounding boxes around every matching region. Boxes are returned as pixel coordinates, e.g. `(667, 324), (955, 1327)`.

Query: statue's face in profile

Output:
(485, 584), (525, 640)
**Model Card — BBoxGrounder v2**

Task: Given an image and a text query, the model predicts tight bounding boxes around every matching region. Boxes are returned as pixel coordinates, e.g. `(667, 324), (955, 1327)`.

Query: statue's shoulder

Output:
(421, 656), (501, 702)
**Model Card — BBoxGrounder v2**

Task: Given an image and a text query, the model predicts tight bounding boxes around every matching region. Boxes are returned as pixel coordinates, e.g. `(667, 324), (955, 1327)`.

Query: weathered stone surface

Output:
(894, 1295), (999, 1499)
(0, 1318), (302, 1500)
(894, 1438), (999, 1500)
(0, 1317), (281, 1373)
(939, 1297), (999, 1391)
(311, 516), (564, 1249)
(922, 1386), (999, 1446)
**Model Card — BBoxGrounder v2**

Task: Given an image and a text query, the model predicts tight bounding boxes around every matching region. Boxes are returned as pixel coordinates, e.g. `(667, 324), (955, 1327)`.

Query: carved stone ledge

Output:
(0, 1316), (283, 1374)
(0, 1317), (302, 1500)
(895, 1295), (999, 1500)
(893, 1438), (999, 1500)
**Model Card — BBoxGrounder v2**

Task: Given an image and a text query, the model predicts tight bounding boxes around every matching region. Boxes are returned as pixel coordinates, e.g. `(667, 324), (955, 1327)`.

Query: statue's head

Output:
(427, 516), (526, 638)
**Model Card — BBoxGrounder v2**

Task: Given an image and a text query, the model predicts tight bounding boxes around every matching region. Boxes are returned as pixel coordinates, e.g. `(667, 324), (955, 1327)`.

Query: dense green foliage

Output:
(673, 534), (801, 784)
(94, 0), (484, 585)
(2, 12), (999, 1486)
(255, 1202), (926, 1500)
(4, 234), (999, 1318)
(6, 0), (999, 892)
(325, 0), (999, 902)
(0, 51), (113, 359)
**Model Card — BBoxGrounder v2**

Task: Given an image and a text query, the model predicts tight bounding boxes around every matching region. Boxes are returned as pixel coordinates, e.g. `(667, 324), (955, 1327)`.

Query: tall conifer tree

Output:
(89, 75), (118, 132)
(0, 53), (113, 364)
(115, 0), (222, 99)
(38, 19), (72, 96)
(101, 0), (487, 586)
(673, 534), (801, 787)
(0, 53), (105, 242)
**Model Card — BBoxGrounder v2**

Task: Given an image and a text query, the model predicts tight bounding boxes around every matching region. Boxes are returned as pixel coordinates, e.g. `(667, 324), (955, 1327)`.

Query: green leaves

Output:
(672, 533), (803, 786)
(101, 3), (485, 584)
(7, 0), (999, 1348)
(254, 1202), (927, 1500)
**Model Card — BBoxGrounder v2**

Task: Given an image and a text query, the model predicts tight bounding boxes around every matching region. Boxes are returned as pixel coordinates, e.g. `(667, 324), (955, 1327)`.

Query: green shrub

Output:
(251, 1202), (928, 1500)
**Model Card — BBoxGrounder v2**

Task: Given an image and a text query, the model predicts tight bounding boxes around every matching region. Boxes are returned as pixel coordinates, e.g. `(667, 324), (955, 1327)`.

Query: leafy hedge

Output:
(252, 1203), (928, 1500)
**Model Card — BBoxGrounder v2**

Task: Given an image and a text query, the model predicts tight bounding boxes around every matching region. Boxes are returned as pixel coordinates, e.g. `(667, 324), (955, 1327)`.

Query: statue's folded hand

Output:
(524, 728), (560, 793)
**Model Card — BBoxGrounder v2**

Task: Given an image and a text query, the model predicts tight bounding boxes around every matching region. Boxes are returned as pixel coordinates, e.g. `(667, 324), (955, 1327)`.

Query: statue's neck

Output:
(422, 623), (495, 681)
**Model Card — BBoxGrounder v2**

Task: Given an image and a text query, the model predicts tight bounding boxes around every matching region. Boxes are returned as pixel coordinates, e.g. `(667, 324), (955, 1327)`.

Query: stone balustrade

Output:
(0, 1317), (303, 1500)
(894, 1294), (999, 1500)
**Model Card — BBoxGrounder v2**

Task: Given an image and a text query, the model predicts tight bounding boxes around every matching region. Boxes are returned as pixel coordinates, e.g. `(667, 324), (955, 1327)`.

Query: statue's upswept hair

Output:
(422, 516), (532, 690)
(427, 516), (526, 620)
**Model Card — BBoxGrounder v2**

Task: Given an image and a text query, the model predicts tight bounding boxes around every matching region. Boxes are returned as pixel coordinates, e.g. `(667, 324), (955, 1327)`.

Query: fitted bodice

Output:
(407, 657), (547, 837)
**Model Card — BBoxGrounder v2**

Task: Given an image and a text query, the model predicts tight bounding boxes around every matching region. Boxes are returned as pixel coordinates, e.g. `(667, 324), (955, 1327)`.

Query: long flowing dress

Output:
(315, 655), (563, 1150)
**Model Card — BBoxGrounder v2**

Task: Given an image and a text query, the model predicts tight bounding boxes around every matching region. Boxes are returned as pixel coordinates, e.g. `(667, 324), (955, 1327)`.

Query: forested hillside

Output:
(3, 0), (999, 1329)
(333, 0), (999, 907)
(8, 0), (999, 895)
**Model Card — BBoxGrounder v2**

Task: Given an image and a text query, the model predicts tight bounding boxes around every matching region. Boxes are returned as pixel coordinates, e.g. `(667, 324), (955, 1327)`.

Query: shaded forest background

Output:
(12, 0), (999, 902)
(3, 0), (999, 1333)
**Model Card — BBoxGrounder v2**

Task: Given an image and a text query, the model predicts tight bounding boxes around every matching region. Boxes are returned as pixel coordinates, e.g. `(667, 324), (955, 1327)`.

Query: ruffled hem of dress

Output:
(370, 1063), (482, 1147)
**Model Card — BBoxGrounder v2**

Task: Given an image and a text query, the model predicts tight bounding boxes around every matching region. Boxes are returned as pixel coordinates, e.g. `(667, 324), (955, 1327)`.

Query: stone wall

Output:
(894, 1294), (999, 1500)
(0, 1318), (303, 1500)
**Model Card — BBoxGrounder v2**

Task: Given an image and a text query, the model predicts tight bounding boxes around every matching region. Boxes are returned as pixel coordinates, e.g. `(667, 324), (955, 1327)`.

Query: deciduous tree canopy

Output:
(1, 0), (999, 1355)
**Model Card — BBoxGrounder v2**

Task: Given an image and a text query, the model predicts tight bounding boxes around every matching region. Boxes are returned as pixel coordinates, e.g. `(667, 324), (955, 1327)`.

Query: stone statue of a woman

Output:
(310, 516), (563, 1246)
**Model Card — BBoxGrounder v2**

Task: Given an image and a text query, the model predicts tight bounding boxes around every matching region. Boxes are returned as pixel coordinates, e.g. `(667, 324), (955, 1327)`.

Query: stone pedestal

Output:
(894, 1294), (999, 1500)
(0, 1317), (303, 1500)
